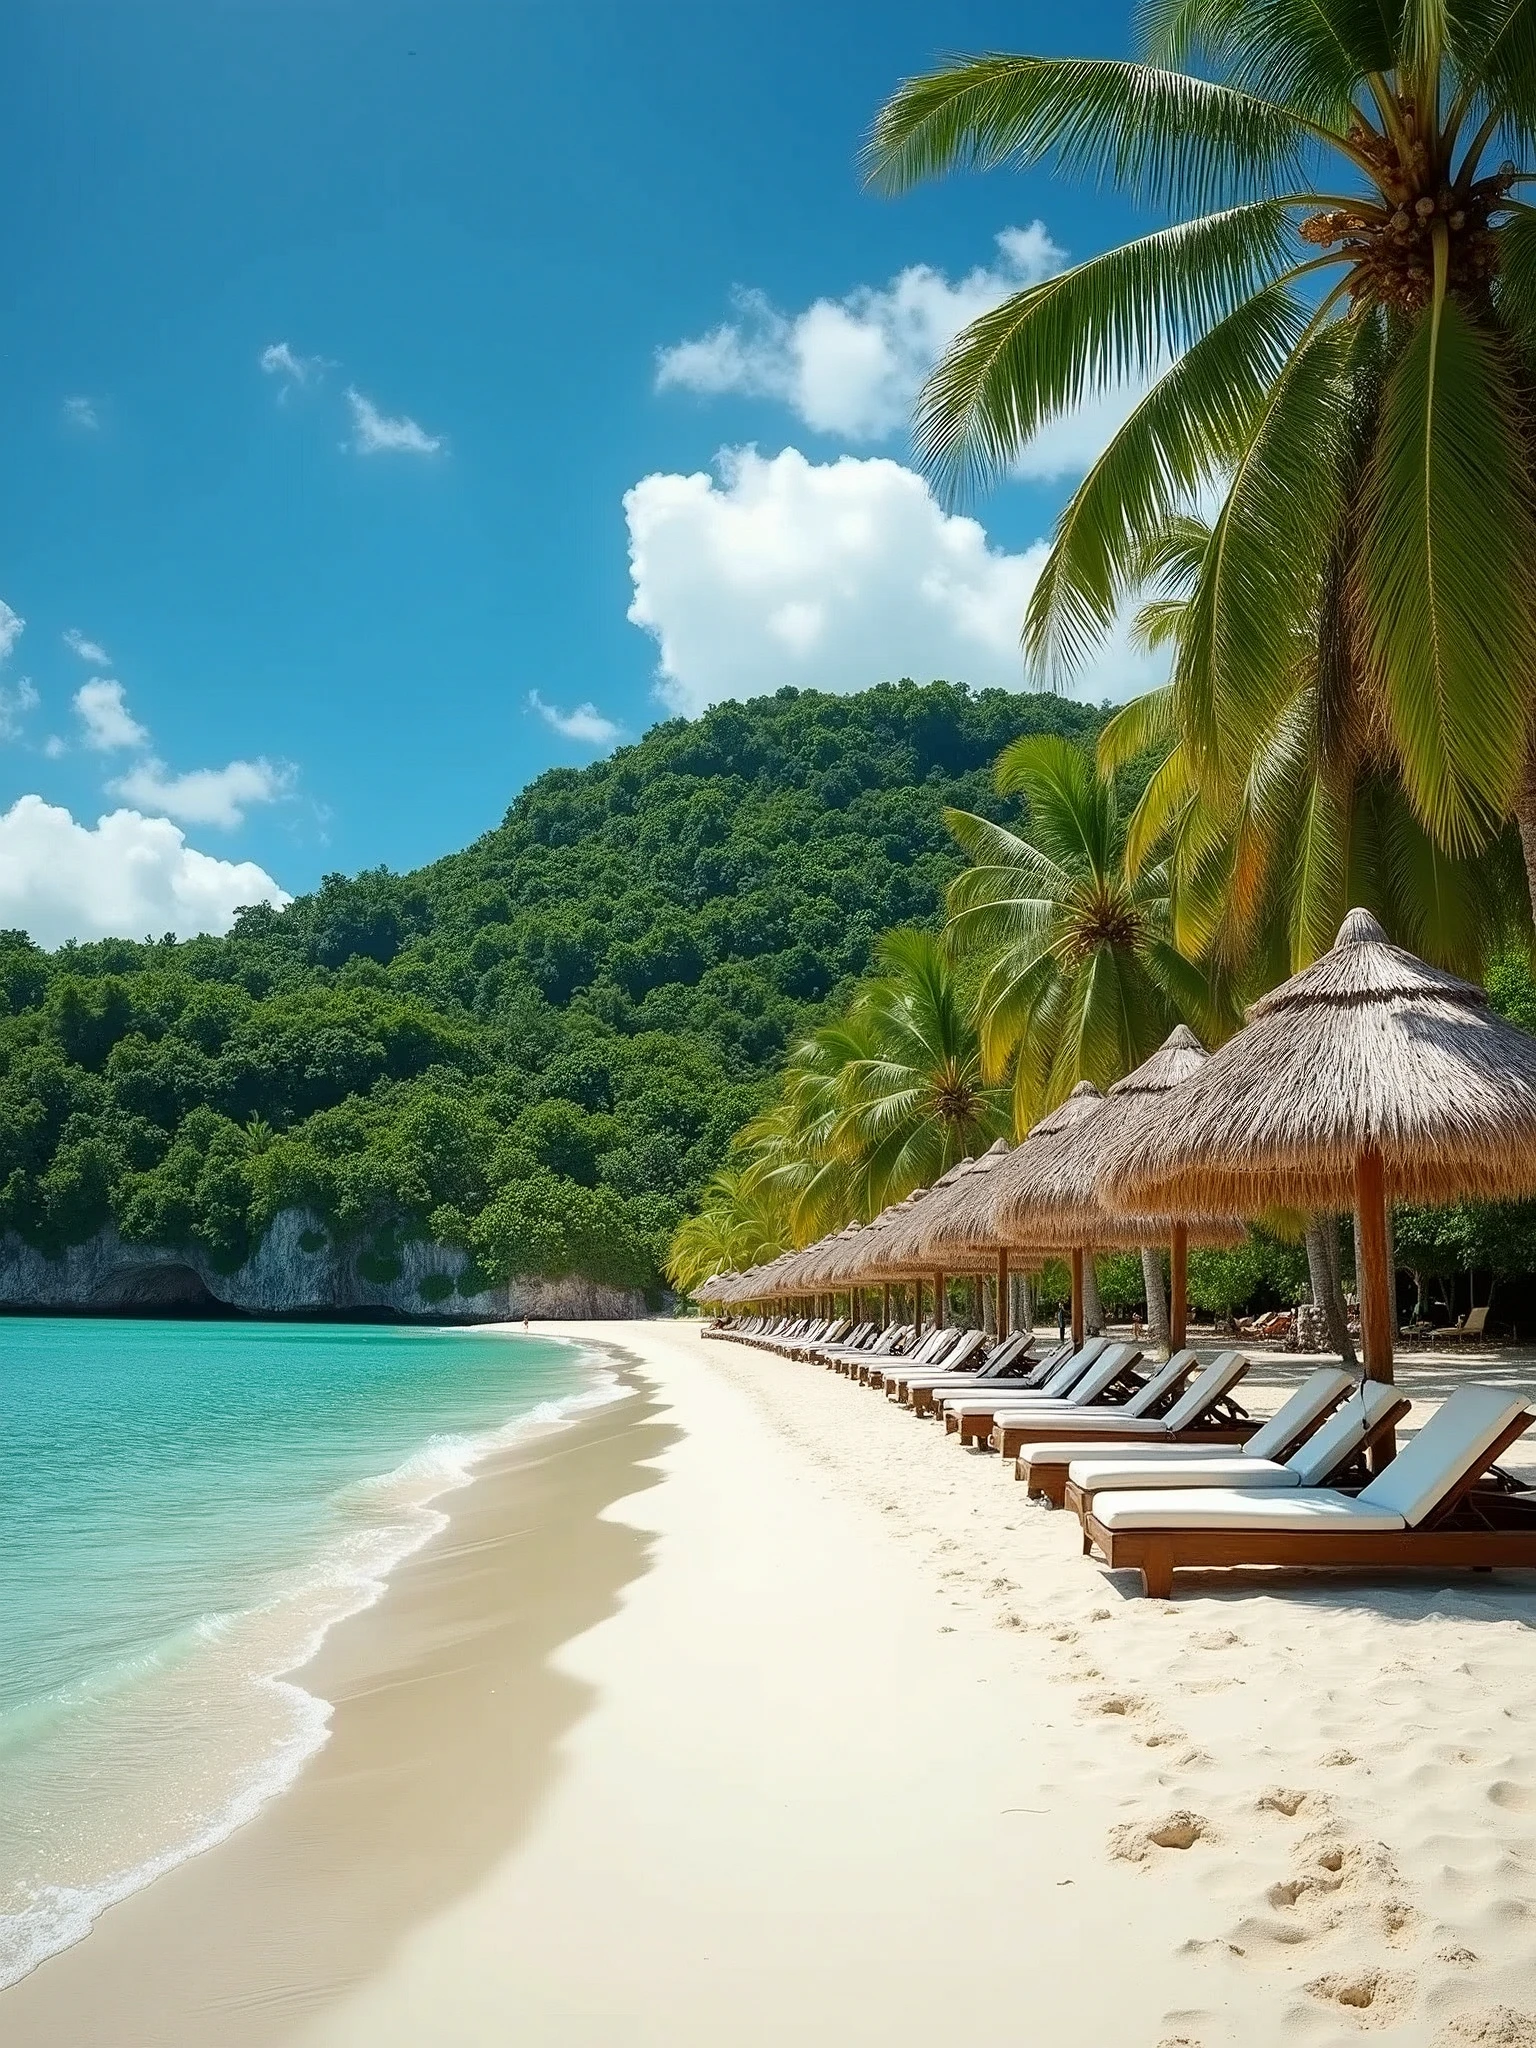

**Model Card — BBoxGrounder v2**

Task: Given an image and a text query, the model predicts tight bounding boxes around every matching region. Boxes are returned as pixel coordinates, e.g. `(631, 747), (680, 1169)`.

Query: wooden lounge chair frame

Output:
(1059, 1393), (1410, 1517)
(1085, 1410), (1536, 1598)
(989, 1356), (1248, 1461)
(943, 1343), (1146, 1445)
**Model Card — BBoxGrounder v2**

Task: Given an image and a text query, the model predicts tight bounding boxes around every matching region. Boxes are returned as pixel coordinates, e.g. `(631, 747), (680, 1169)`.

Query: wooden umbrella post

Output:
(1070, 1248), (1085, 1350)
(1170, 1223), (1188, 1352)
(914, 1281), (924, 1342)
(1354, 1147), (1398, 1467)
(996, 1248), (1010, 1339)
(934, 1271), (947, 1329)
(882, 1282), (891, 1331)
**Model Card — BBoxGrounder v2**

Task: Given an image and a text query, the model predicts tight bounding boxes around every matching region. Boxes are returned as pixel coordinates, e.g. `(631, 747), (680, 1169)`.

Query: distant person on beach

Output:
(1057, 1300), (1067, 1342)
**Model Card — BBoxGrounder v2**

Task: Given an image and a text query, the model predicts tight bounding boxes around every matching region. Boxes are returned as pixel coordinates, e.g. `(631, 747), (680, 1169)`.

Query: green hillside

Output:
(0, 681), (1101, 1303)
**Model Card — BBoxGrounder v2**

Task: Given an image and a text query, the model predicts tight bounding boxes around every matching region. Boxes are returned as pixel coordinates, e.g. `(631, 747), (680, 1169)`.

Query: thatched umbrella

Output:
(1101, 909), (1536, 1392)
(1027, 1026), (1244, 1350)
(863, 1141), (1034, 1335)
(914, 1083), (1107, 1347)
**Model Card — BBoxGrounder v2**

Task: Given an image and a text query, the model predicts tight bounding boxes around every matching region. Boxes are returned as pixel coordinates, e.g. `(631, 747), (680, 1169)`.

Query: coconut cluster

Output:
(1297, 102), (1510, 313)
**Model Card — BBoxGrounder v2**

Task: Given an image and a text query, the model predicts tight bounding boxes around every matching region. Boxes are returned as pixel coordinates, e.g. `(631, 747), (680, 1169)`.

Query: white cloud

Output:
(527, 692), (621, 746)
(624, 445), (1164, 716)
(62, 396), (99, 430)
(0, 679), (39, 741)
(0, 796), (290, 946)
(657, 226), (1066, 444)
(63, 628), (110, 664)
(43, 736), (67, 760)
(108, 756), (293, 829)
(344, 387), (442, 456)
(260, 341), (333, 395)
(656, 225), (1158, 481)
(74, 679), (150, 752)
(0, 600), (23, 664)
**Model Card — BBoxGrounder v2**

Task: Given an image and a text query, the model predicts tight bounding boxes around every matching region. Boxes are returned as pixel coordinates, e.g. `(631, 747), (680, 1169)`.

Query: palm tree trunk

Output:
(1082, 1258), (1105, 1336)
(1140, 1246), (1171, 1356)
(1306, 1214), (1357, 1368)
(1516, 746), (1536, 924)
(1010, 1271), (1034, 1339)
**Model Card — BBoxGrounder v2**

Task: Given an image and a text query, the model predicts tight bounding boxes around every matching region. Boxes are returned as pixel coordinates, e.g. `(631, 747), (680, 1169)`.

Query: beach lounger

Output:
(1084, 1383), (1536, 1598)
(1014, 1365), (1354, 1505)
(996, 1350), (1252, 1462)
(913, 1336), (1107, 1418)
(887, 1327), (989, 1405)
(901, 1335), (1076, 1405)
(1061, 1376), (1403, 1519)
(1432, 1304), (1491, 1346)
(899, 1330), (1042, 1410)
(985, 1347), (1199, 1459)
(902, 1329), (1063, 1414)
(882, 1326), (969, 1398)
(943, 1341), (1148, 1445)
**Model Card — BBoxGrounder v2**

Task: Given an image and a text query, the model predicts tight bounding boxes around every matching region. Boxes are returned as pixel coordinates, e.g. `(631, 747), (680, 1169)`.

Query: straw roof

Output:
(1101, 909), (1536, 1213)
(925, 1081), (1109, 1254)
(1027, 1027), (1245, 1249)
(867, 1142), (1017, 1272)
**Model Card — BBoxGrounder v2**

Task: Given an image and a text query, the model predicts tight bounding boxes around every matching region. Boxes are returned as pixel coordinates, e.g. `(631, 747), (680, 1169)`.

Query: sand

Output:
(7, 1321), (1536, 2046)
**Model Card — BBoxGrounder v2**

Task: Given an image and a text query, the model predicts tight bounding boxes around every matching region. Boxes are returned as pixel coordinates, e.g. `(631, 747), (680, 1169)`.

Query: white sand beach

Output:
(7, 1319), (1536, 2046)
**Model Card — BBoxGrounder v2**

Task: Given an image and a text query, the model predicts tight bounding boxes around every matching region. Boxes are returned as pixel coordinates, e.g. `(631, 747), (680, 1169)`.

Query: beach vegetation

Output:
(868, 3), (1536, 919)
(0, 682), (1089, 1299)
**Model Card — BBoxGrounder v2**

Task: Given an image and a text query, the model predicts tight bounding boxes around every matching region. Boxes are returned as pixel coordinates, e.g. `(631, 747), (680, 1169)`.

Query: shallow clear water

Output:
(0, 1316), (621, 1987)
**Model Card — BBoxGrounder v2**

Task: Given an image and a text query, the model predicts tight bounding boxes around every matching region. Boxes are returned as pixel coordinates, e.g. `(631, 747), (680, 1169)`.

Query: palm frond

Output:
(1358, 296), (1536, 851)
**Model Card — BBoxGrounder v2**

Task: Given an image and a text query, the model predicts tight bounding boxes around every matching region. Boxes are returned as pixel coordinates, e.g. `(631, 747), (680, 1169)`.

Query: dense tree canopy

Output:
(0, 682), (1101, 1304)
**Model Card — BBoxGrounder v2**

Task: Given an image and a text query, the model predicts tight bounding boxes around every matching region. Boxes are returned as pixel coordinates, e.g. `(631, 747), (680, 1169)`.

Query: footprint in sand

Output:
(1320, 1747), (1359, 1766)
(1303, 1967), (1416, 2026)
(1257, 1787), (1315, 1817)
(1191, 1629), (1242, 1650)
(1109, 1810), (1212, 1862)
(1090, 1691), (1145, 1718)
(1487, 1780), (1536, 1810)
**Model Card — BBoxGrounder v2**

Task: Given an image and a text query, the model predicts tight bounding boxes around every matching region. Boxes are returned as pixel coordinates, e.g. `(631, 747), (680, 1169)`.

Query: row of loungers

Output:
(705, 1312), (1536, 1600)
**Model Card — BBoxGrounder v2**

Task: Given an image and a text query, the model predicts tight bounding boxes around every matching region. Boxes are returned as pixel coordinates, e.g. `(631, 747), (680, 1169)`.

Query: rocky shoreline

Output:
(0, 1209), (645, 1320)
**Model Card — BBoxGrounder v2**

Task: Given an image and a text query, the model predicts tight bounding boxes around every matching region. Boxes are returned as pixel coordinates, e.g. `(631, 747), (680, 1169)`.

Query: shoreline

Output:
(7, 1322), (1536, 2044)
(0, 1330), (636, 2007)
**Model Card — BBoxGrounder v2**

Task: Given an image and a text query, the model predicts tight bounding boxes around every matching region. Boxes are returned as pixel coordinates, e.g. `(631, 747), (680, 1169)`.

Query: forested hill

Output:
(0, 682), (1101, 1305)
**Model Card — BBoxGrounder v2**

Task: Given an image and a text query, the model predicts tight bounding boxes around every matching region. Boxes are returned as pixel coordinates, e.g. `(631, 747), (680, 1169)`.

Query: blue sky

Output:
(0, 0), (1153, 943)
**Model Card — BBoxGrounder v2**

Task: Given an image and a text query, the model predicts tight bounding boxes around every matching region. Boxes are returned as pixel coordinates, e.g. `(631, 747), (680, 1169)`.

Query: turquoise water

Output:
(0, 1317), (622, 1987)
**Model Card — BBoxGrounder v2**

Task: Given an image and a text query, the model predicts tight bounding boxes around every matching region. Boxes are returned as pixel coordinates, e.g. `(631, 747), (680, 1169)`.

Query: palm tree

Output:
(945, 733), (1229, 1130)
(665, 1168), (792, 1298)
(1100, 515), (1529, 977)
(828, 927), (1009, 1211)
(867, 5), (1536, 911)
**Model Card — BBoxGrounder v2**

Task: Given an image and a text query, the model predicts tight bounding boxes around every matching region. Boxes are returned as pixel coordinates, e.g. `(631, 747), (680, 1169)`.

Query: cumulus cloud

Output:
(344, 387), (442, 456)
(62, 396), (99, 430)
(0, 796), (290, 946)
(0, 599), (24, 664)
(527, 692), (622, 746)
(74, 679), (149, 752)
(63, 628), (110, 664)
(624, 445), (1164, 716)
(656, 226), (1159, 480)
(108, 755), (293, 829)
(259, 340), (334, 396)
(657, 226), (1067, 443)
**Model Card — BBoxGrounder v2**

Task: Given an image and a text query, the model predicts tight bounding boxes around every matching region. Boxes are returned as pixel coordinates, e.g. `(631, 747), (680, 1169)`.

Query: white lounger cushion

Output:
(1355, 1384), (1532, 1526)
(1071, 1452), (1296, 1493)
(1067, 1381), (1404, 1496)
(1239, 1368), (1356, 1462)
(1091, 1487), (1407, 1533)
(1019, 1440), (1226, 1475)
